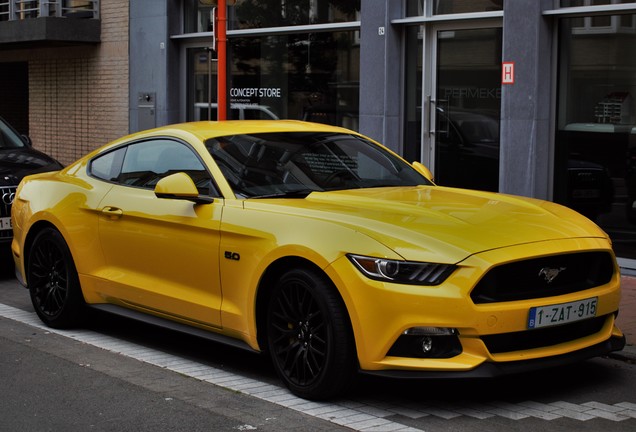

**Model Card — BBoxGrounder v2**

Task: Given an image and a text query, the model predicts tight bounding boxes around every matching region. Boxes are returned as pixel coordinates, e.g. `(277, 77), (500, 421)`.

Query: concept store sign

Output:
(230, 87), (282, 104)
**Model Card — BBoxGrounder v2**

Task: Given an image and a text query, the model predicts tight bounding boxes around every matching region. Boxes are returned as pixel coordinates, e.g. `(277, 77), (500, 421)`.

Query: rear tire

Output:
(27, 228), (85, 329)
(266, 267), (356, 400)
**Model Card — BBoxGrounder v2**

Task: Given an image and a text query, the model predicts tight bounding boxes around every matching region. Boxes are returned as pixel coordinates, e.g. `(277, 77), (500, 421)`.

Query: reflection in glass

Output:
(434, 28), (502, 192)
(555, 14), (636, 259)
(433, 0), (503, 15)
(229, 31), (360, 128)
(184, 0), (360, 32)
(184, 0), (215, 32)
(560, 0), (634, 6)
(405, 0), (425, 17)
(186, 31), (360, 128)
(403, 25), (424, 163)
(206, 132), (430, 198)
(405, 0), (504, 16)
(230, 0), (360, 29)
(187, 48), (218, 121)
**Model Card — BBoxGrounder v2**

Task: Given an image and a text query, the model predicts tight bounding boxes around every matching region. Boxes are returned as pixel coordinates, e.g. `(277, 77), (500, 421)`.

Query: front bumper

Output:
(361, 334), (626, 379)
(326, 237), (623, 373)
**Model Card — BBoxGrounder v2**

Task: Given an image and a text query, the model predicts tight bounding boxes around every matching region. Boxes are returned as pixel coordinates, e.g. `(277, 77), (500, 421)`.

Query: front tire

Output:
(27, 228), (85, 329)
(266, 267), (356, 400)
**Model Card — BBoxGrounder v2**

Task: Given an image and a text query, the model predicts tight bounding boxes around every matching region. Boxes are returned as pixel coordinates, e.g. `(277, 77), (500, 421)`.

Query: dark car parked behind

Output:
(0, 116), (63, 245)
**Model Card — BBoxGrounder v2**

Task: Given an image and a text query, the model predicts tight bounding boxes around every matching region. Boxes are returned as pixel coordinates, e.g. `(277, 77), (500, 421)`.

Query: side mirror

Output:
(412, 161), (435, 183)
(21, 134), (33, 147)
(155, 172), (214, 204)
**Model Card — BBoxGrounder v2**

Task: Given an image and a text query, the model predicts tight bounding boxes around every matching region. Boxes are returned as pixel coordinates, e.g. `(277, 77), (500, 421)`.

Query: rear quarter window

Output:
(90, 147), (126, 182)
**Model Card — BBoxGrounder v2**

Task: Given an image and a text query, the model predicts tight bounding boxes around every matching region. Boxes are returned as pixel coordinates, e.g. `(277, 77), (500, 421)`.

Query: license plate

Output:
(0, 217), (11, 231)
(528, 297), (597, 329)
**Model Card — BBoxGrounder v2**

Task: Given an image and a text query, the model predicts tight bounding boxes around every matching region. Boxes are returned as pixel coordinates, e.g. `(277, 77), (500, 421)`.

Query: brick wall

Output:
(28, 0), (129, 165)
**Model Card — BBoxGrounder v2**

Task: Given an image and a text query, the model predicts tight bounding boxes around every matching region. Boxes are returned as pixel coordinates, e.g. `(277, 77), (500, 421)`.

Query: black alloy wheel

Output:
(267, 267), (355, 400)
(27, 228), (84, 329)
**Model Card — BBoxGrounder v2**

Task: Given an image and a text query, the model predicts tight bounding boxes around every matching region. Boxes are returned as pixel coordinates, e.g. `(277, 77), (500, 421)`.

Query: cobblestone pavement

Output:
(615, 276), (636, 359)
(1, 273), (635, 431)
(2, 301), (635, 430)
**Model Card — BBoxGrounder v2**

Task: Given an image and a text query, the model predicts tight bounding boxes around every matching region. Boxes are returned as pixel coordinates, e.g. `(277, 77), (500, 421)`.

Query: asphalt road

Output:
(1, 262), (635, 432)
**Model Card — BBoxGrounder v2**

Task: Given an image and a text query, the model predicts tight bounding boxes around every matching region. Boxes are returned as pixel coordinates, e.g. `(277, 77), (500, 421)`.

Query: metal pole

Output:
(217, 0), (227, 121)
(207, 47), (213, 121)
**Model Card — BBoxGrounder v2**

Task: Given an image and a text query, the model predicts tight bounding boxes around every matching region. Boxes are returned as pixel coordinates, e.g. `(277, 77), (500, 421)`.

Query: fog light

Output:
(388, 328), (462, 359)
(421, 336), (433, 353)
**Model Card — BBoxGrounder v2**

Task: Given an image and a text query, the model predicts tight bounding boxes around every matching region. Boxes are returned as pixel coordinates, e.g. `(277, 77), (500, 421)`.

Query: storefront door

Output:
(425, 26), (502, 192)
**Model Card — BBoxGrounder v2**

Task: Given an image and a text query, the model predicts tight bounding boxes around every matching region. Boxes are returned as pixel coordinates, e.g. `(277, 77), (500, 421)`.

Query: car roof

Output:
(172, 120), (351, 136)
(119, 120), (356, 144)
(78, 121), (366, 165)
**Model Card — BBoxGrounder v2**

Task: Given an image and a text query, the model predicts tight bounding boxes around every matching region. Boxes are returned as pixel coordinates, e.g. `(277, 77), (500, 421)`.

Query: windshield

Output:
(0, 118), (27, 149)
(206, 132), (431, 198)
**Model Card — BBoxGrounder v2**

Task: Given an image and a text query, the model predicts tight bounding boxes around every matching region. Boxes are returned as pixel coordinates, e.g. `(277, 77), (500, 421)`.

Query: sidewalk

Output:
(614, 275), (636, 361)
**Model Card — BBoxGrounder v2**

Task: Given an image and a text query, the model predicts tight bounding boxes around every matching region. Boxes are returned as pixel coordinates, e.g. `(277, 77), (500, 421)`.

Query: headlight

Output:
(347, 254), (456, 285)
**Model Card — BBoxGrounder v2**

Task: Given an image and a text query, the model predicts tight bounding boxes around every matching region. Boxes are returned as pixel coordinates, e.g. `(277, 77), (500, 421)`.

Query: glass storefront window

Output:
(405, 0), (425, 16)
(405, 0), (503, 17)
(230, 0), (360, 29)
(403, 25), (423, 163)
(434, 28), (502, 192)
(560, 0), (636, 6)
(556, 14), (636, 259)
(187, 48), (218, 121)
(433, 0), (503, 15)
(187, 30), (360, 129)
(184, 0), (360, 33)
(184, 0), (215, 32)
(403, 25), (502, 191)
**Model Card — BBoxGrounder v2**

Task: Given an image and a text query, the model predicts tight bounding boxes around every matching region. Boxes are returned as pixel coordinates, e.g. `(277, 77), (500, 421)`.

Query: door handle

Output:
(426, 95), (434, 136)
(429, 97), (449, 137)
(101, 206), (123, 220)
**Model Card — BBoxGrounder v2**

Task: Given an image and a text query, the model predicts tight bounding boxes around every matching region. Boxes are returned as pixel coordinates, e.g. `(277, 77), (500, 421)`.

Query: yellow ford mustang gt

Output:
(11, 120), (625, 399)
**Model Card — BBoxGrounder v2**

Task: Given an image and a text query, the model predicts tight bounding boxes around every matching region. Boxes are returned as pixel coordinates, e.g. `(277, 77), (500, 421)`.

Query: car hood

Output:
(246, 186), (608, 263)
(0, 147), (63, 186)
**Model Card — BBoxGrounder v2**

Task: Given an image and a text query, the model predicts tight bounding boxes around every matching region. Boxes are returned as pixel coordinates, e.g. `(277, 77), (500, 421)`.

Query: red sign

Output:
(502, 62), (515, 85)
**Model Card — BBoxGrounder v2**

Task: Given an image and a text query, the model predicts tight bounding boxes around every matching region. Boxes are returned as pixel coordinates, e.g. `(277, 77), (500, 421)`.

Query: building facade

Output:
(1, 0), (635, 268)
(0, 0), (128, 162)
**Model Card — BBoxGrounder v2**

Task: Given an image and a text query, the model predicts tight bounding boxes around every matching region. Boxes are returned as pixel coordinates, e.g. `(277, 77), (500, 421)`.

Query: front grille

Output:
(0, 185), (17, 240)
(470, 252), (614, 304)
(481, 315), (607, 354)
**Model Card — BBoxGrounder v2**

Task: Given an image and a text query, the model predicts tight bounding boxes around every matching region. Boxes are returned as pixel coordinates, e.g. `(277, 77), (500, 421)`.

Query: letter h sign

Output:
(502, 62), (515, 85)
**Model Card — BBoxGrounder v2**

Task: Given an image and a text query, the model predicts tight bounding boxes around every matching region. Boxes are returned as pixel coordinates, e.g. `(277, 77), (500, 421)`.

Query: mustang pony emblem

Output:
(538, 267), (566, 283)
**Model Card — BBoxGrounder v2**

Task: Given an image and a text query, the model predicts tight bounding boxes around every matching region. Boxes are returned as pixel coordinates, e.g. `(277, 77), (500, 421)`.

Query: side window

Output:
(90, 147), (126, 181)
(92, 139), (217, 195)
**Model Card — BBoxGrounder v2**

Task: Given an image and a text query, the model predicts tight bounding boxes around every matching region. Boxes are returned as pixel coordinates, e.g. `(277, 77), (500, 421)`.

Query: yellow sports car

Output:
(11, 120), (625, 399)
